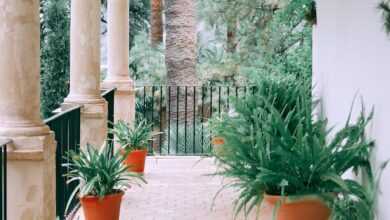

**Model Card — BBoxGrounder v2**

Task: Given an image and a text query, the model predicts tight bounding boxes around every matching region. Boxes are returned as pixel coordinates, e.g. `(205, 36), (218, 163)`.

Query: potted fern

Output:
(64, 143), (145, 220)
(111, 120), (152, 173)
(210, 76), (385, 219)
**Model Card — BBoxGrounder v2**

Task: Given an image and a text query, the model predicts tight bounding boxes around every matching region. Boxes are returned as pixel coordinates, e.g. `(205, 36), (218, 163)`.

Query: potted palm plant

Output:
(210, 75), (386, 220)
(64, 144), (145, 220)
(111, 119), (152, 173)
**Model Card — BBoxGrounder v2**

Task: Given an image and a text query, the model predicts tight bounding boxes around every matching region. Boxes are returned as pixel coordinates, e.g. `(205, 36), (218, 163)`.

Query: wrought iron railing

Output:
(0, 139), (10, 220)
(136, 85), (254, 155)
(45, 106), (81, 220)
(102, 88), (116, 155)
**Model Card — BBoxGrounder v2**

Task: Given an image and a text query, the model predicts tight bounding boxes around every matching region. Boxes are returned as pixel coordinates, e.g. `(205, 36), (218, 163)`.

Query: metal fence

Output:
(102, 88), (116, 152)
(0, 139), (10, 220)
(45, 106), (81, 220)
(136, 85), (253, 155)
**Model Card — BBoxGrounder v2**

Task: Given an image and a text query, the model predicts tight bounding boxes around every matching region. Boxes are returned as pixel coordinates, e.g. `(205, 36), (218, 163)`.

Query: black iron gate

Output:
(136, 85), (253, 155)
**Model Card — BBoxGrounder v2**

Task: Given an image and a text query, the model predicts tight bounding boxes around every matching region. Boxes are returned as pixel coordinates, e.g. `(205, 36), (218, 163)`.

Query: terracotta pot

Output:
(212, 136), (225, 145)
(123, 148), (147, 173)
(259, 194), (331, 220)
(80, 191), (124, 220)
(211, 137), (226, 156)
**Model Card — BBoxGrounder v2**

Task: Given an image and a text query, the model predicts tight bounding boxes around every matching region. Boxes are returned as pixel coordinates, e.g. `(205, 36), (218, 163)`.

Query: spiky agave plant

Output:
(63, 143), (146, 212)
(210, 76), (385, 219)
(111, 119), (152, 151)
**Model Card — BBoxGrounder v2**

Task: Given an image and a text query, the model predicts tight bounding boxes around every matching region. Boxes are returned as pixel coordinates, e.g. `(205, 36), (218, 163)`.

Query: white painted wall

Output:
(313, 0), (390, 219)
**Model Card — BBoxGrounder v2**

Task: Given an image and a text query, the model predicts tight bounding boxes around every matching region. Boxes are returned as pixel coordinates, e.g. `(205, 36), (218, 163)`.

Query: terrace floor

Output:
(75, 156), (256, 220)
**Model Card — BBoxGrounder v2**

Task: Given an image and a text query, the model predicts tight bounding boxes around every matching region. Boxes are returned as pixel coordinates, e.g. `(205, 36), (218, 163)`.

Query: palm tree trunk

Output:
(150, 0), (163, 46)
(227, 18), (237, 53)
(165, 0), (197, 123)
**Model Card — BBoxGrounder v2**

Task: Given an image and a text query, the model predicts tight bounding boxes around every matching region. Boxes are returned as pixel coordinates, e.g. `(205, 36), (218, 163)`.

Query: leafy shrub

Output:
(198, 43), (244, 86)
(135, 92), (157, 124)
(130, 32), (166, 84)
(162, 121), (211, 155)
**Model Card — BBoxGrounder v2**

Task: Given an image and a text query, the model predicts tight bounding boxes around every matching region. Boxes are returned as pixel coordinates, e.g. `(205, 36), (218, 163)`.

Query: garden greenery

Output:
(111, 120), (152, 151)
(130, 32), (166, 83)
(63, 144), (145, 211)
(210, 75), (385, 219)
(40, 0), (150, 117)
(197, 0), (314, 86)
(379, 0), (390, 34)
(40, 0), (70, 118)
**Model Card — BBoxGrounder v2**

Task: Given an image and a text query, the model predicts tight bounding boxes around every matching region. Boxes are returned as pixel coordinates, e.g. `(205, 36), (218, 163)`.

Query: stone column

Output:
(64, 0), (107, 149)
(0, 0), (56, 219)
(102, 0), (136, 125)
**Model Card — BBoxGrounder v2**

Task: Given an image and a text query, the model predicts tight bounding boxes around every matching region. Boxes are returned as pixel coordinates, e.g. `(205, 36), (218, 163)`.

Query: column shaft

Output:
(0, 1), (56, 220)
(0, 0), (49, 136)
(67, 0), (102, 103)
(107, 0), (130, 81)
(64, 0), (107, 148)
(103, 0), (135, 125)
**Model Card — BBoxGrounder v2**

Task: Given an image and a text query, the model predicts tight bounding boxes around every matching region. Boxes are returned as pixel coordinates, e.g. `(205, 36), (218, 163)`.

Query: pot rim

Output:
(212, 136), (225, 145)
(80, 190), (125, 200)
(263, 193), (331, 204)
(121, 148), (148, 153)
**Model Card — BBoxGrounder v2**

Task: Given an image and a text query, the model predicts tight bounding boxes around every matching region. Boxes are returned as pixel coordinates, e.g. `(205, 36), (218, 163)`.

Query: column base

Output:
(6, 133), (56, 220)
(102, 79), (136, 125)
(0, 122), (51, 137)
(62, 98), (108, 149)
(102, 78), (134, 91)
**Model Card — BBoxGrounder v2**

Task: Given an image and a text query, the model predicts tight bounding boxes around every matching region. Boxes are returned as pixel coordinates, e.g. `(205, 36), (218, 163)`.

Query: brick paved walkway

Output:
(75, 156), (255, 220)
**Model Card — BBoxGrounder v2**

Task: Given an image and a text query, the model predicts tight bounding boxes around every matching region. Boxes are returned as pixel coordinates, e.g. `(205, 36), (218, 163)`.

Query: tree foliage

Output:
(197, 0), (315, 85)
(130, 32), (166, 83)
(40, 0), (70, 118)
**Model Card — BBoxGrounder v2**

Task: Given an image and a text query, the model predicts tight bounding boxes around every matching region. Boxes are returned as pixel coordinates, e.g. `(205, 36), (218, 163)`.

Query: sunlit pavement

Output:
(75, 156), (255, 220)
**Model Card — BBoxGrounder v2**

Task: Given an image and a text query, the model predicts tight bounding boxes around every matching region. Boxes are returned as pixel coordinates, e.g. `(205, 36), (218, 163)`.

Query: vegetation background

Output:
(39, 0), (314, 117)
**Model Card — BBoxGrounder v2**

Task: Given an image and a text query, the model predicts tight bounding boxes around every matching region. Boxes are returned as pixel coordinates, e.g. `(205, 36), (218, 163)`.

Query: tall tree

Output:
(150, 0), (164, 46)
(165, 0), (198, 122)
